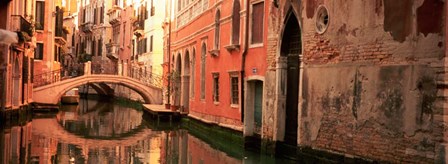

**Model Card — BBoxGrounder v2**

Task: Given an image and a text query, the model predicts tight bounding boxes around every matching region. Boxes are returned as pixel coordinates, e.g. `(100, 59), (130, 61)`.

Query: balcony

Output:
(108, 9), (121, 25)
(10, 15), (33, 42)
(55, 27), (67, 45)
(106, 42), (119, 60)
(80, 22), (93, 33)
(132, 17), (145, 37)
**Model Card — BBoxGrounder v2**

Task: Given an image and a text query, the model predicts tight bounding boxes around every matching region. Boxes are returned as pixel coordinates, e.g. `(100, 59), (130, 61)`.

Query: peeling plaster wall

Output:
(265, 0), (445, 162)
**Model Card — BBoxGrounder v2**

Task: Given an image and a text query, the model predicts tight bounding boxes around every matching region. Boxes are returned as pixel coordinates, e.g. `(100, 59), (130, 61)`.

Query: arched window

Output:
(214, 10), (220, 49)
(232, 0), (240, 44)
(200, 43), (206, 99)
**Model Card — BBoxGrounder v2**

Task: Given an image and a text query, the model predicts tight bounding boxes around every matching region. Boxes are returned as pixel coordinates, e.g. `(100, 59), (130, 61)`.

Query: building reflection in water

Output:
(1, 98), (286, 164)
(0, 119), (33, 164)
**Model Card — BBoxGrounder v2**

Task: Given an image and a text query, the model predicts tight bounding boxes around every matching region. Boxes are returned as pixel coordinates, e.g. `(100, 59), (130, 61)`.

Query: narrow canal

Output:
(0, 98), (295, 164)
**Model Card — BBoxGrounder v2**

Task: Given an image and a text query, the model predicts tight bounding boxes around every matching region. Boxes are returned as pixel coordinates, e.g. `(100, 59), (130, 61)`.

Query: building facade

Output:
(33, 0), (66, 87)
(255, 0), (446, 163)
(78, 0), (113, 74)
(62, 0), (80, 76)
(131, 0), (165, 78)
(0, 0), (35, 111)
(166, 0), (269, 132)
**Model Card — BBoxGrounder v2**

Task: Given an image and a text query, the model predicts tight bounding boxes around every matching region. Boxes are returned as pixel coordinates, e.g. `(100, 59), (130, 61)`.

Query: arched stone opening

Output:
(182, 51), (190, 112)
(275, 10), (302, 146)
(174, 53), (182, 107)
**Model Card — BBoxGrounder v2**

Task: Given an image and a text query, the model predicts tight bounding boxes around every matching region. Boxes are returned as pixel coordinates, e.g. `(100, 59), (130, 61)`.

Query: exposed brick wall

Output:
(263, 0), (446, 162)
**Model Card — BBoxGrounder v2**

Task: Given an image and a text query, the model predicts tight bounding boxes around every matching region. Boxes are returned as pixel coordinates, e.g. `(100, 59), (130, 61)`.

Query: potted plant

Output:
(167, 70), (180, 111)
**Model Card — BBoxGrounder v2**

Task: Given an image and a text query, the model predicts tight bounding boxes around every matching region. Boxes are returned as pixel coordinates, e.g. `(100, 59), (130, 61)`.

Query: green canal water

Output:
(0, 98), (296, 164)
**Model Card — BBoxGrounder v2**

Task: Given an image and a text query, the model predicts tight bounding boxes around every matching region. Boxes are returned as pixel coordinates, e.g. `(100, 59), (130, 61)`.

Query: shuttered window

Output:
(35, 43), (43, 60)
(251, 2), (264, 44)
(232, 0), (240, 44)
(35, 1), (45, 30)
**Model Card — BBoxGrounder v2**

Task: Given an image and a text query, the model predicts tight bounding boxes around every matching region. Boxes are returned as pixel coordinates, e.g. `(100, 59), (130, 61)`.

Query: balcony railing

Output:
(80, 22), (93, 33)
(106, 42), (119, 60)
(132, 17), (145, 37)
(55, 27), (67, 45)
(108, 10), (121, 25)
(33, 68), (84, 88)
(10, 15), (33, 42)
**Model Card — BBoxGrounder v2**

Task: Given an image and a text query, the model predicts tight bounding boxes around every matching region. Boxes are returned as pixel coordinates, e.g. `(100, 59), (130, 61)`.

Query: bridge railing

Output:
(33, 68), (82, 88)
(129, 71), (163, 88)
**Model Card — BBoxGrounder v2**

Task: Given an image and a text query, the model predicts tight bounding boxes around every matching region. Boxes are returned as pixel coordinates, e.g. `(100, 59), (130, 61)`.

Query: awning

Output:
(0, 29), (18, 45)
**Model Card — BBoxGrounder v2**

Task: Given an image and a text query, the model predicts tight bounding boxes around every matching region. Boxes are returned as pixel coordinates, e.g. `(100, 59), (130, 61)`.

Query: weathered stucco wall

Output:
(264, 0), (445, 162)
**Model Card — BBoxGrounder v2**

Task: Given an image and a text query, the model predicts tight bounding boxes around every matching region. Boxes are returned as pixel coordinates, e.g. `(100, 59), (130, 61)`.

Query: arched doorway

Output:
(174, 53), (182, 107)
(182, 51), (190, 112)
(278, 11), (301, 146)
(13, 58), (20, 107)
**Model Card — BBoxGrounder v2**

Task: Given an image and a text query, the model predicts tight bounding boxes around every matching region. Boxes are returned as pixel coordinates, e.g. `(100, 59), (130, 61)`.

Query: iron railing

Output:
(130, 70), (163, 88)
(33, 66), (162, 89)
(33, 68), (81, 88)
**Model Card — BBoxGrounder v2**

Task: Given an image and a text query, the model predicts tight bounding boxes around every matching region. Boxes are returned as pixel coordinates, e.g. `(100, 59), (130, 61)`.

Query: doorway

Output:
(254, 81), (263, 134)
(279, 12), (301, 145)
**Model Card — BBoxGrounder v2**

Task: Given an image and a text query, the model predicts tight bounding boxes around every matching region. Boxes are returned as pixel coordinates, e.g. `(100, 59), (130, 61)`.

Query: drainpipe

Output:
(241, 0), (250, 122)
(167, 0), (172, 105)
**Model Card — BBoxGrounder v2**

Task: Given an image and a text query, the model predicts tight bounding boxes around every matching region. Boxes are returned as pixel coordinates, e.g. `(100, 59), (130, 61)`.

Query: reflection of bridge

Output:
(32, 118), (160, 148)
(33, 74), (163, 105)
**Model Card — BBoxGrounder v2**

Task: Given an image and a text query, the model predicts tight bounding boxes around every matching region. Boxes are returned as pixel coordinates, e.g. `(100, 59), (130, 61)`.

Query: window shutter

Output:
(251, 2), (264, 44)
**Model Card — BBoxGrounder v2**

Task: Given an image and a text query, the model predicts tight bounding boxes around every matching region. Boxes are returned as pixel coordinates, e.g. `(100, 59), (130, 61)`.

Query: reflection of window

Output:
(35, 43), (43, 60)
(35, 1), (45, 30)
(213, 73), (219, 102)
(251, 2), (264, 44)
(230, 76), (239, 105)
(232, 0), (240, 44)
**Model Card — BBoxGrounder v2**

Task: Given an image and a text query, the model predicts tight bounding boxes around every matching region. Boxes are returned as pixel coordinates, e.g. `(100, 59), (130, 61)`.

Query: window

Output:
(213, 73), (219, 102)
(35, 1), (45, 30)
(82, 8), (86, 23)
(144, 38), (147, 53)
(98, 38), (103, 56)
(132, 39), (135, 57)
(251, 2), (264, 44)
(150, 0), (155, 16)
(231, 76), (239, 105)
(94, 8), (97, 24)
(123, 23), (126, 47)
(34, 43), (43, 60)
(200, 43), (206, 99)
(214, 10), (220, 49)
(150, 35), (153, 52)
(145, 2), (148, 19)
(232, 0), (240, 44)
(191, 49), (195, 97)
(92, 40), (96, 56)
(100, 6), (104, 23)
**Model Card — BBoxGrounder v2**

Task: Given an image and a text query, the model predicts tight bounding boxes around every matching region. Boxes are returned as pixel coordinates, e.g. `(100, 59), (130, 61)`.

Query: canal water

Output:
(0, 98), (295, 164)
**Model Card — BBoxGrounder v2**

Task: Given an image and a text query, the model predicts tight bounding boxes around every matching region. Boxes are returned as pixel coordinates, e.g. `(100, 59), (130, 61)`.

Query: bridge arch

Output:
(33, 75), (163, 105)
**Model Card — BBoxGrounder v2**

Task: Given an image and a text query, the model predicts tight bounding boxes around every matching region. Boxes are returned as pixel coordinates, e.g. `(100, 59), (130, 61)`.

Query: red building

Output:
(33, 0), (66, 86)
(165, 0), (269, 132)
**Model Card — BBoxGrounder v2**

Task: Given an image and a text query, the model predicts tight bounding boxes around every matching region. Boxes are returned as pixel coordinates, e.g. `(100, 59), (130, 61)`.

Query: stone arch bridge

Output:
(33, 74), (163, 105)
